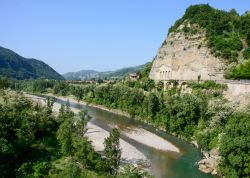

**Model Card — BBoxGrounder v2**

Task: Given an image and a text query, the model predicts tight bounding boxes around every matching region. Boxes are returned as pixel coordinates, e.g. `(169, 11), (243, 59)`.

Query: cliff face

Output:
(149, 24), (225, 81)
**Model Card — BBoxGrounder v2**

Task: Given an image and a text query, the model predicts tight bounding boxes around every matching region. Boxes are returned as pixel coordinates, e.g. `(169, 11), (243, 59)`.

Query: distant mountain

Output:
(0, 46), (64, 80)
(63, 63), (148, 80)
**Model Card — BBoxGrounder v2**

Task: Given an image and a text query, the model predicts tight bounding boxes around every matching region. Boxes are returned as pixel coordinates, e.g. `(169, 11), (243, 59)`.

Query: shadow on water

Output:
(56, 98), (215, 178)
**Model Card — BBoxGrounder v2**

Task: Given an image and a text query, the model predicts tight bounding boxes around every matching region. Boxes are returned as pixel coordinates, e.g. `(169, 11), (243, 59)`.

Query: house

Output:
(129, 73), (140, 81)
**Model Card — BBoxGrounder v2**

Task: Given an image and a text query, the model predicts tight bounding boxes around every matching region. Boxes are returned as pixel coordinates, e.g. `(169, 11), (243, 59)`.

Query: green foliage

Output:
(46, 96), (56, 114)
(1, 86), (153, 177)
(71, 86), (84, 101)
(243, 47), (250, 59)
(8, 77), (250, 177)
(160, 94), (206, 139)
(119, 164), (153, 178)
(142, 93), (160, 120)
(53, 82), (70, 96)
(196, 129), (219, 151)
(168, 4), (250, 64)
(31, 79), (55, 93)
(126, 78), (155, 91)
(197, 98), (233, 151)
(188, 80), (227, 90)
(56, 117), (74, 156)
(0, 92), (59, 178)
(139, 62), (152, 79)
(55, 161), (84, 178)
(219, 112), (250, 178)
(247, 32), (250, 45)
(104, 128), (121, 176)
(0, 91), (110, 177)
(208, 34), (242, 62)
(0, 46), (64, 80)
(0, 76), (10, 89)
(156, 81), (164, 91)
(226, 60), (250, 79)
(17, 161), (50, 178)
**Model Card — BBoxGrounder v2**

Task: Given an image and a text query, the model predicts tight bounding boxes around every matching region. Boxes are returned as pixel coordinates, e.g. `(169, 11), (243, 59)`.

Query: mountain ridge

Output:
(0, 46), (64, 80)
(63, 63), (148, 80)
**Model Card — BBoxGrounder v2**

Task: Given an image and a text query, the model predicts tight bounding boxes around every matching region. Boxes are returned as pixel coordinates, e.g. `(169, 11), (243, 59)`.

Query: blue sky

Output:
(1, 0), (250, 74)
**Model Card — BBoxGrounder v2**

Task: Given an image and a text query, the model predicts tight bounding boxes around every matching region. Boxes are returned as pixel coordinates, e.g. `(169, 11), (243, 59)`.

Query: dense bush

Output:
(53, 81), (70, 96)
(208, 34), (242, 62)
(160, 94), (206, 139)
(188, 80), (227, 90)
(0, 93), (59, 177)
(243, 47), (250, 59)
(219, 113), (250, 178)
(0, 91), (141, 177)
(226, 60), (250, 79)
(247, 32), (250, 45)
(0, 76), (10, 89)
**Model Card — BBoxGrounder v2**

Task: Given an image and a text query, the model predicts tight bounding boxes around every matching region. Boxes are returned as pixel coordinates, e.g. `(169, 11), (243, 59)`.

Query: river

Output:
(54, 97), (215, 178)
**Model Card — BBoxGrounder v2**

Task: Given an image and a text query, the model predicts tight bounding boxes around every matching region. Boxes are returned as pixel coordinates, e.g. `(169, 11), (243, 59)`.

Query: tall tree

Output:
(0, 77), (10, 89)
(104, 128), (121, 176)
(56, 117), (74, 156)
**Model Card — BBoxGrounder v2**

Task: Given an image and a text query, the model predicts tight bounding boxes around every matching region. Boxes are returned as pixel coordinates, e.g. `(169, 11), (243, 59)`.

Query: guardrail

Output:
(160, 79), (250, 85)
(215, 80), (250, 85)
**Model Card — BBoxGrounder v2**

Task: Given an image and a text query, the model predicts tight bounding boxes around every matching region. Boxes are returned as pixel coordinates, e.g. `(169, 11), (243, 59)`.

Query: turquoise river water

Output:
(56, 98), (215, 178)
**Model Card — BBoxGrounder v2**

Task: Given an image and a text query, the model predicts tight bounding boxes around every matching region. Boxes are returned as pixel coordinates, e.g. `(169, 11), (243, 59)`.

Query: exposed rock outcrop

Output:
(198, 149), (220, 175)
(149, 24), (225, 81)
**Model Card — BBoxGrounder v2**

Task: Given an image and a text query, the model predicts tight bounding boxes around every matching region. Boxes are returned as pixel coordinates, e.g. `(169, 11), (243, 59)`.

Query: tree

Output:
(76, 109), (91, 136)
(17, 161), (50, 178)
(45, 96), (56, 114)
(104, 128), (121, 176)
(246, 32), (250, 45)
(57, 161), (84, 178)
(72, 136), (96, 169)
(219, 113), (250, 178)
(56, 117), (74, 156)
(143, 93), (160, 120)
(0, 77), (10, 89)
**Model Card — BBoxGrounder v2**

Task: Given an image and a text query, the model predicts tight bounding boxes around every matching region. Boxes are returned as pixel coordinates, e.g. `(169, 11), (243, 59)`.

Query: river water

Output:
(56, 98), (215, 178)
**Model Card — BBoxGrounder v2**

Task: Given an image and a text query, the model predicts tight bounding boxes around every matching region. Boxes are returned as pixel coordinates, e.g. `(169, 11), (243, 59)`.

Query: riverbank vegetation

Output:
(0, 88), (151, 178)
(2, 68), (250, 178)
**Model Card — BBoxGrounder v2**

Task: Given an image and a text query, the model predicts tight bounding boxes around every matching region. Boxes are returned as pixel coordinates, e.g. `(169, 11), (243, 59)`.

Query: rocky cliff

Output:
(149, 24), (225, 81)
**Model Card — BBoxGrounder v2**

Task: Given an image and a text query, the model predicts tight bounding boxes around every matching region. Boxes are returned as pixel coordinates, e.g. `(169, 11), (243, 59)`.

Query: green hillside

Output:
(168, 4), (250, 79)
(0, 46), (64, 80)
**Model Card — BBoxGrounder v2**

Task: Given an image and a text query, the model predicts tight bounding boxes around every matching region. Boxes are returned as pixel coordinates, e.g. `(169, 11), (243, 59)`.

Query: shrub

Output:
(219, 113), (250, 178)
(226, 60), (250, 79)
(243, 47), (250, 59)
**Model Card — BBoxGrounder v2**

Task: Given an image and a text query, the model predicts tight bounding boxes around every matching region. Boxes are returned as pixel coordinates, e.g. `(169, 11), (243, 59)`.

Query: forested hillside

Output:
(0, 46), (64, 80)
(168, 4), (250, 79)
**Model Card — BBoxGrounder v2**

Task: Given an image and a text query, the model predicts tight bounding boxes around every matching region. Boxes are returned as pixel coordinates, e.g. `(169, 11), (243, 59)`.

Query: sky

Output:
(1, 0), (250, 74)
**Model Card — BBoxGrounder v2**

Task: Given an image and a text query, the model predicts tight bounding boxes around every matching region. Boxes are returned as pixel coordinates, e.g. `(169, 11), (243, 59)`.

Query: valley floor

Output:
(25, 94), (180, 166)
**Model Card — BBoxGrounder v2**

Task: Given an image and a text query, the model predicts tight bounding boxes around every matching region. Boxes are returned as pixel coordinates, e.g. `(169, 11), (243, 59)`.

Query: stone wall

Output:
(226, 83), (250, 96)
